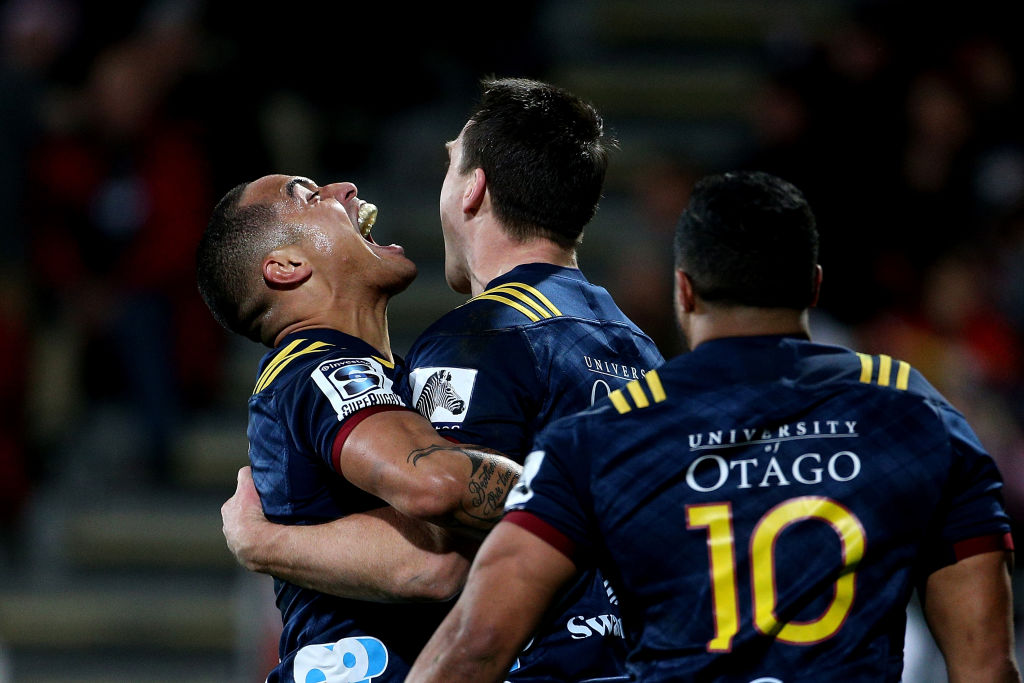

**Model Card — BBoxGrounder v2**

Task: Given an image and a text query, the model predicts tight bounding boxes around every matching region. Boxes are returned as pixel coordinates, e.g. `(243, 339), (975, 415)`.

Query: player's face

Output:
(439, 128), (472, 294)
(243, 174), (417, 294)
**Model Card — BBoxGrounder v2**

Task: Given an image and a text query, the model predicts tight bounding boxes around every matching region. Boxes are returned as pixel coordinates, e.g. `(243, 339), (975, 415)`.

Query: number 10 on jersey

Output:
(686, 496), (866, 651)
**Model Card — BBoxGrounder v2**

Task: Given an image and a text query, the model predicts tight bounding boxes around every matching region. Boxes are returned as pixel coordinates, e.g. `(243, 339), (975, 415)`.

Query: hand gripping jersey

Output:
(406, 263), (665, 681)
(247, 329), (448, 683)
(505, 335), (1014, 683)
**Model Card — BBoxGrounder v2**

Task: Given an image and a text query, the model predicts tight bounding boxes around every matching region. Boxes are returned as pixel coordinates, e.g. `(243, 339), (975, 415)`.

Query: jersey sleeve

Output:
(290, 353), (411, 473)
(919, 400), (1014, 575)
(503, 418), (596, 562)
(406, 329), (542, 460)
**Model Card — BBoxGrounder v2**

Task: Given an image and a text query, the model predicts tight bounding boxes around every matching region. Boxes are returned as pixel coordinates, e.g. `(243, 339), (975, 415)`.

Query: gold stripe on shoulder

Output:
(895, 360), (911, 390)
(500, 283), (563, 317)
(468, 281), (562, 321)
(645, 370), (667, 403)
(856, 353), (873, 384)
(371, 355), (395, 369)
(877, 354), (893, 387)
(475, 294), (541, 322)
(855, 352), (911, 391)
(254, 339), (332, 394)
(609, 389), (631, 414)
(626, 380), (650, 408)
(254, 338), (305, 394)
(484, 286), (553, 319)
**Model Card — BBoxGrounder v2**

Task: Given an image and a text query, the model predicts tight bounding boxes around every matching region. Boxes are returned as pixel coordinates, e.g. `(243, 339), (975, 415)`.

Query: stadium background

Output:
(0, 0), (1020, 680)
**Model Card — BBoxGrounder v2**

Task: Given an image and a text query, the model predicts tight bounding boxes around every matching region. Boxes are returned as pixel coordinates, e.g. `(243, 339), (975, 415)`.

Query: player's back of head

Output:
(196, 182), (295, 342)
(674, 170), (819, 310)
(460, 77), (615, 248)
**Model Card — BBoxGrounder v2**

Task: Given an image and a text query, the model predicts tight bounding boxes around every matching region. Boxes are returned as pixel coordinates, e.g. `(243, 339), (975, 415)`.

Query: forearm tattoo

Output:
(407, 445), (520, 530)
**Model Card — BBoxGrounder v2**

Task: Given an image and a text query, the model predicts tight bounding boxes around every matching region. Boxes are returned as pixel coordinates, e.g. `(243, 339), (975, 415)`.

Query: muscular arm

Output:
(339, 409), (521, 538)
(222, 409), (520, 601)
(222, 466), (474, 602)
(406, 521), (578, 683)
(922, 550), (1020, 683)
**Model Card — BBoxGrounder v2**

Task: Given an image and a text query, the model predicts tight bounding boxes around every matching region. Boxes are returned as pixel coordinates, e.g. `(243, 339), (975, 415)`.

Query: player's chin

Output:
(382, 259), (418, 295)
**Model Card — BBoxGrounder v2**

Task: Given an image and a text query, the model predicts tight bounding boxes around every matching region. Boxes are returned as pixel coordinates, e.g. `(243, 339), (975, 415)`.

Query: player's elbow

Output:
(398, 472), (466, 523)
(448, 611), (515, 670)
(946, 652), (1021, 683)
(397, 553), (470, 602)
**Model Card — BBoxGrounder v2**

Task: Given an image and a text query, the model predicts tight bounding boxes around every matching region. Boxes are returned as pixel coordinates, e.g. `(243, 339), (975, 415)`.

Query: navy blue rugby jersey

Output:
(505, 334), (1013, 683)
(405, 263), (665, 682)
(247, 328), (449, 683)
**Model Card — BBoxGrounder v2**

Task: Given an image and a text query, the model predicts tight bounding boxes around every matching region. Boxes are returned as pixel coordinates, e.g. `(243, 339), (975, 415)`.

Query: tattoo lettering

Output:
(406, 444), (521, 531)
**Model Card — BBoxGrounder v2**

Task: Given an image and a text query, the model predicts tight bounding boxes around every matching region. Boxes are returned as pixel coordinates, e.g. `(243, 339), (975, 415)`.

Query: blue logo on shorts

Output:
(293, 636), (388, 683)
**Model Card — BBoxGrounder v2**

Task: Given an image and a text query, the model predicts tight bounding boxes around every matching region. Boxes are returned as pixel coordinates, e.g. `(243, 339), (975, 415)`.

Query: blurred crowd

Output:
(0, 0), (1020, 564)
(747, 3), (1024, 526)
(604, 2), (1024, 534)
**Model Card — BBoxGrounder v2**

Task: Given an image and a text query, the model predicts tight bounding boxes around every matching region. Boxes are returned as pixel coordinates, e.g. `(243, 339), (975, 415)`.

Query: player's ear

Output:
(809, 264), (823, 307)
(263, 247), (312, 289)
(676, 269), (697, 313)
(462, 167), (487, 213)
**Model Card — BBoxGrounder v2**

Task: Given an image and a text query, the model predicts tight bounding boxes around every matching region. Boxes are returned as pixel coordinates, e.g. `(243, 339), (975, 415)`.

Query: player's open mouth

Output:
(357, 200), (378, 243)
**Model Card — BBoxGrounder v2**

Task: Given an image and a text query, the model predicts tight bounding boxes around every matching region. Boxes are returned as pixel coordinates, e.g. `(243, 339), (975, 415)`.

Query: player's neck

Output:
(466, 228), (577, 297)
(273, 296), (394, 361)
(686, 307), (811, 349)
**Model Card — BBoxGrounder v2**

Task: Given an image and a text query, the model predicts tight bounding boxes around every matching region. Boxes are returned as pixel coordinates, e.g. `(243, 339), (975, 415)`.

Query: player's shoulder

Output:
(454, 277), (571, 332)
(815, 344), (946, 403)
(541, 367), (672, 445)
(252, 330), (397, 396)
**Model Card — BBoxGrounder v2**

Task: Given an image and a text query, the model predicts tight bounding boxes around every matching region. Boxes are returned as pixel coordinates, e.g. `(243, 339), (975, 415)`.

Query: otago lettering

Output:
(686, 451), (862, 492)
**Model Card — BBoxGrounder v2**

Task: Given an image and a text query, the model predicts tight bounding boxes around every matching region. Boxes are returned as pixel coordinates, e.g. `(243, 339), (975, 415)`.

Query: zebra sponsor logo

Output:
(409, 366), (477, 423)
(312, 357), (403, 421)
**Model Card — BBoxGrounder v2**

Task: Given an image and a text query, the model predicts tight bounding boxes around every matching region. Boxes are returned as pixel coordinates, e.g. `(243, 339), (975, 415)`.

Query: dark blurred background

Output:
(0, 0), (1021, 680)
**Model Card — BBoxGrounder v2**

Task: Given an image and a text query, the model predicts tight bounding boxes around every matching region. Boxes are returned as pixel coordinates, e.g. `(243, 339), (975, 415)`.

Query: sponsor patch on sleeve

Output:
(312, 357), (404, 421)
(408, 366), (477, 423)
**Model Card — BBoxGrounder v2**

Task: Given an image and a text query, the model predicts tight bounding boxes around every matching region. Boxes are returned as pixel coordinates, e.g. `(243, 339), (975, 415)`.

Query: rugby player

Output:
(406, 171), (1019, 682)
(196, 173), (521, 683)
(220, 78), (665, 681)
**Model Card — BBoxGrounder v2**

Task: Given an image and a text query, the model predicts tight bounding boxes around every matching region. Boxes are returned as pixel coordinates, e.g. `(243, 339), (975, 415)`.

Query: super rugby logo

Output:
(312, 357), (403, 420)
(325, 360), (381, 399)
(409, 367), (477, 423)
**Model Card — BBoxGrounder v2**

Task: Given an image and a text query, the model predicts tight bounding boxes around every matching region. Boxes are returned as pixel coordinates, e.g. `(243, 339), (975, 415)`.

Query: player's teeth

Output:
(358, 202), (377, 237)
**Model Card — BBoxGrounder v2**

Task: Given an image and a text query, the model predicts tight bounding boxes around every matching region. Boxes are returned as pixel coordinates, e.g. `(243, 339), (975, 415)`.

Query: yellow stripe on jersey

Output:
(475, 294), (541, 322)
(609, 373), (667, 414)
(855, 352), (911, 391)
(877, 354), (893, 387)
(372, 355), (395, 369)
(609, 389), (631, 414)
(487, 285), (555, 319)
(645, 370), (667, 403)
(626, 379), (650, 408)
(501, 283), (562, 316)
(254, 339), (332, 394)
(895, 360), (910, 390)
(469, 282), (562, 321)
(856, 353), (873, 384)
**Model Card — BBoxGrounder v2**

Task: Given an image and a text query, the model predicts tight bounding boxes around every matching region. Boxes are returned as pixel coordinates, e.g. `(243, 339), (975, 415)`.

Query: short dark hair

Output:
(674, 171), (819, 310)
(459, 77), (615, 248)
(195, 182), (296, 342)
